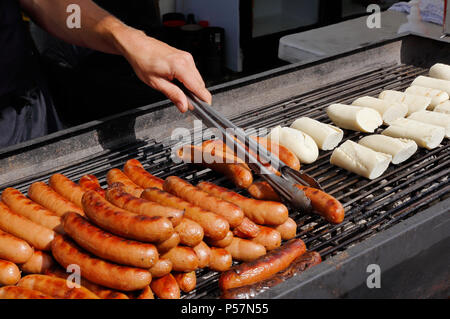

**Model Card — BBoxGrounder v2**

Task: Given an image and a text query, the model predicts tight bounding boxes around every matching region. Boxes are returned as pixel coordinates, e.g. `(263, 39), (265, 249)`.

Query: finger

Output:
(149, 77), (189, 113)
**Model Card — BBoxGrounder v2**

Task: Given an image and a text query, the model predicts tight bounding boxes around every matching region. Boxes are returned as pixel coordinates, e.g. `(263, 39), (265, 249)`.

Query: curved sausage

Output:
(163, 176), (244, 228)
(106, 168), (143, 197)
(149, 258), (172, 278)
(174, 218), (204, 247)
(51, 235), (152, 291)
(156, 232), (181, 254)
(18, 274), (100, 299)
(62, 212), (158, 268)
(79, 175), (105, 197)
(270, 217), (297, 240)
(193, 241), (211, 268)
(28, 182), (84, 217)
(173, 271), (196, 293)
(20, 250), (54, 274)
(224, 237), (266, 262)
(251, 226), (281, 251)
(197, 182), (288, 226)
(0, 286), (53, 299)
(209, 247), (233, 272)
(251, 136), (301, 171)
(161, 246), (199, 272)
(141, 188), (229, 241)
(205, 230), (234, 248)
(1, 188), (64, 234)
(123, 159), (164, 189)
(105, 184), (183, 226)
(0, 229), (33, 263)
(219, 238), (306, 290)
(0, 201), (55, 251)
(232, 217), (260, 239)
(134, 285), (155, 299)
(0, 259), (21, 286)
(49, 174), (85, 208)
(247, 181), (281, 201)
(82, 190), (173, 243)
(150, 274), (180, 299)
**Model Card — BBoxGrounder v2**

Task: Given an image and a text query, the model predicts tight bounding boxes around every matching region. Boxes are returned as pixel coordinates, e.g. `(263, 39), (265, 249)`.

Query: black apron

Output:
(0, 0), (62, 148)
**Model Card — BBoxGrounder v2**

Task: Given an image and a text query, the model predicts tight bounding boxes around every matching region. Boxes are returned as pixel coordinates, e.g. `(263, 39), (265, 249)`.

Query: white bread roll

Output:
(429, 63), (450, 81)
(407, 110), (450, 138)
(412, 76), (450, 95)
(351, 96), (408, 125)
(330, 140), (391, 180)
(382, 118), (445, 150)
(434, 101), (450, 114)
(378, 90), (431, 116)
(326, 104), (382, 133)
(267, 126), (318, 164)
(358, 135), (417, 165)
(290, 117), (343, 151)
(405, 85), (449, 110)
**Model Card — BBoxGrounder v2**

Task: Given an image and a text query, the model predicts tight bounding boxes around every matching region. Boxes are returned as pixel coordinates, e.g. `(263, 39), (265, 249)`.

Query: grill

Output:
(0, 34), (449, 298)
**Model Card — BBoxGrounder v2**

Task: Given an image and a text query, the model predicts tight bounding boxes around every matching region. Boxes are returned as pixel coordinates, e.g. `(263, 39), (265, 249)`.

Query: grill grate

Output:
(2, 63), (449, 299)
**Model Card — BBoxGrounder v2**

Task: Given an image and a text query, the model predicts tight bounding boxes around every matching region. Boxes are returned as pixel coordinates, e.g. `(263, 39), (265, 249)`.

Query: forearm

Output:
(19, 0), (139, 55)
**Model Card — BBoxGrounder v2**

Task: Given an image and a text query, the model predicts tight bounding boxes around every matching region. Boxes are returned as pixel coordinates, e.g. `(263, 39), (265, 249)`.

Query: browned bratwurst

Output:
(219, 238), (306, 291)
(20, 250), (54, 274)
(106, 168), (143, 198)
(163, 176), (244, 228)
(251, 226), (281, 251)
(205, 230), (234, 248)
(224, 237), (266, 262)
(0, 259), (21, 286)
(149, 258), (172, 278)
(150, 273), (180, 299)
(79, 175), (105, 197)
(232, 217), (260, 239)
(105, 183), (183, 226)
(156, 232), (181, 254)
(141, 188), (229, 241)
(0, 228), (33, 263)
(193, 241), (211, 268)
(49, 174), (85, 208)
(1, 187), (64, 234)
(62, 212), (159, 268)
(270, 217), (297, 240)
(161, 246), (199, 272)
(197, 182), (288, 226)
(0, 286), (53, 299)
(123, 159), (164, 190)
(174, 218), (204, 247)
(173, 271), (197, 293)
(209, 247), (233, 272)
(28, 182), (84, 216)
(82, 190), (173, 243)
(51, 235), (152, 291)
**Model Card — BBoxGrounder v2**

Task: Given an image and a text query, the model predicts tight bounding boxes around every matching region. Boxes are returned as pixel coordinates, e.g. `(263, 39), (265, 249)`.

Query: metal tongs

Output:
(184, 90), (322, 213)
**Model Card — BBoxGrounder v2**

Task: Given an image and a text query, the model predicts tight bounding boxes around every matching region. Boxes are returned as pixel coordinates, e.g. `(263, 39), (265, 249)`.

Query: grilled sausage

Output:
(205, 230), (234, 248)
(161, 246), (199, 272)
(294, 185), (345, 224)
(173, 271), (196, 293)
(20, 250), (54, 274)
(197, 182), (288, 226)
(45, 266), (129, 299)
(193, 241), (211, 268)
(0, 286), (53, 299)
(232, 217), (260, 239)
(209, 247), (233, 272)
(219, 238), (306, 290)
(123, 159), (164, 189)
(105, 184), (183, 226)
(251, 226), (281, 251)
(1, 188), (64, 234)
(251, 136), (301, 171)
(141, 188), (229, 241)
(0, 229), (33, 263)
(221, 251), (321, 299)
(270, 217), (297, 240)
(176, 144), (253, 189)
(82, 190), (174, 243)
(149, 259), (172, 278)
(150, 274), (180, 299)
(0, 201), (55, 251)
(18, 274), (100, 299)
(79, 175), (105, 197)
(49, 174), (85, 208)
(28, 182), (84, 216)
(156, 232), (181, 254)
(174, 218), (204, 247)
(106, 168), (143, 197)
(62, 212), (159, 268)
(134, 285), (155, 299)
(247, 181), (281, 201)
(0, 259), (21, 286)
(224, 237), (266, 262)
(51, 235), (152, 291)
(163, 176), (244, 228)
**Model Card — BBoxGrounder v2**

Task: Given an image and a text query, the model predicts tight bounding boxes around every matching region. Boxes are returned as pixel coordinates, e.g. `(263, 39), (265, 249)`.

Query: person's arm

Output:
(19, 0), (212, 112)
